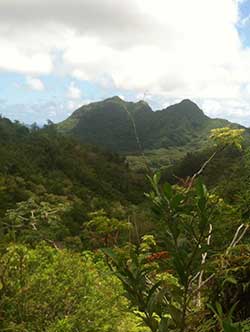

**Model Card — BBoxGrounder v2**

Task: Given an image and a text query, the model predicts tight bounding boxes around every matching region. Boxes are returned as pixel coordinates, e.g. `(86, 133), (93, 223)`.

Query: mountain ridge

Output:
(57, 97), (242, 153)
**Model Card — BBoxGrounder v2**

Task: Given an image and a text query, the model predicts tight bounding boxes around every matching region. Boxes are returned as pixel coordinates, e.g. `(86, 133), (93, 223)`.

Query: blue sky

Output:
(238, 0), (250, 46)
(0, 0), (250, 125)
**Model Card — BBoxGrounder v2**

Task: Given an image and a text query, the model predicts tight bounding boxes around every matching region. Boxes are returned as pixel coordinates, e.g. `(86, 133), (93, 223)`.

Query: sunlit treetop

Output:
(210, 127), (245, 150)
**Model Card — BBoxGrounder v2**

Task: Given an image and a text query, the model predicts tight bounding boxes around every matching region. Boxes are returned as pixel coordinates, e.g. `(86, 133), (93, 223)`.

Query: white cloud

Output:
(67, 82), (81, 99)
(26, 77), (45, 91)
(0, 36), (53, 74)
(1, 0), (250, 124)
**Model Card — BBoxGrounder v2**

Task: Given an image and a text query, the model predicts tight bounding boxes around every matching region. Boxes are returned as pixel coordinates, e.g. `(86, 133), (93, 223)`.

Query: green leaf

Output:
(173, 254), (187, 285)
(167, 304), (182, 328)
(101, 248), (120, 267)
(222, 320), (243, 332)
(215, 302), (223, 317)
(222, 276), (237, 286)
(163, 183), (173, 200)
(159, 317), (170, 332)
(196, 178), (208, 200)
(171, 194), (184, 210)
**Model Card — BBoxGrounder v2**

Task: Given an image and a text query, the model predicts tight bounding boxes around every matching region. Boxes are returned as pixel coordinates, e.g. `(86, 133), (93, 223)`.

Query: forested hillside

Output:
(57, 97), (238, 154)
(0, 117), (150, 248)
(1, 116), (250, 332)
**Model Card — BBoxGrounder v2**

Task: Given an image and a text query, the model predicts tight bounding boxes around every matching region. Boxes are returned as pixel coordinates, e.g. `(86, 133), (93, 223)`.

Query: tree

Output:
(0, 243), (142, 332)
(103, 128), (249, 332)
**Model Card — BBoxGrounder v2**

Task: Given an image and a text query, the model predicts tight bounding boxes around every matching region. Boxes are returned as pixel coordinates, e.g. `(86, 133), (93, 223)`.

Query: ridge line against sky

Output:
(0, 0), (250, 125)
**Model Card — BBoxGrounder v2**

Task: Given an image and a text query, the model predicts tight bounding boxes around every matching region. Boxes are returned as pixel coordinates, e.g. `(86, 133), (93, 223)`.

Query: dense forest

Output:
(1, 111), (250, 332)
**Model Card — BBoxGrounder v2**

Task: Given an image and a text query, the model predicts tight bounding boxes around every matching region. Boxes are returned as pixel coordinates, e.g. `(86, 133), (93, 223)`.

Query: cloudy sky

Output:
(0, 0), (250, 125)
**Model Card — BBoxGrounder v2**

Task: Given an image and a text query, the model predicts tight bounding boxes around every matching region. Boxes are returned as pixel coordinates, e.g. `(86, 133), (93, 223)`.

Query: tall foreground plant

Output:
(103, 128), (248, 332)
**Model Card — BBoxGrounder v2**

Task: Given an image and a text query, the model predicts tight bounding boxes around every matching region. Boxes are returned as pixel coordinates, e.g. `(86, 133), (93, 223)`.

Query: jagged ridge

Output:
(57, 97), (240, 153)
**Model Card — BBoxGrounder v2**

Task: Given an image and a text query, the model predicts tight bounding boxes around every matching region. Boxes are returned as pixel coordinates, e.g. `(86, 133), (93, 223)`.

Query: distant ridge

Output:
(57, 97), (241, 153)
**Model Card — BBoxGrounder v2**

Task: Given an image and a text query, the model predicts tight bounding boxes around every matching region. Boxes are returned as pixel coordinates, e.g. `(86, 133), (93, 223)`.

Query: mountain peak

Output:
(57, 96), (232, 153)
(103, 96), (152, 112)
(135, 99), (151, 111)
(179, 99), (201, 109)
(137, 99), (149, 105)
(164, 99), (204, 116)
(105, 96), (124, 103)
(180, 98), (196, 104)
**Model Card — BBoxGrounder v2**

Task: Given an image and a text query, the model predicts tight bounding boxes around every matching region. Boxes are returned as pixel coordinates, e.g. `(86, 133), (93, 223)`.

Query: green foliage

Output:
(103, 236), (177, 332)
(0, 117), (149, 249)
(210, 127), (245, 150)
(0, 113), (250, 332)
(104, 173), (249, 331)
(207, 245), (250, 324)
(83, 209), (131, 248)
(103, 129), (249, 332)
(207, 302), (243, 332)
(0, 243), (142, 332)
(3, 196), (70, 244)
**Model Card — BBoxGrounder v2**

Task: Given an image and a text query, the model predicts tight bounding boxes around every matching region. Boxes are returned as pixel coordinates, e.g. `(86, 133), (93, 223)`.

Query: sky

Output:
(0, 0), (250, 125)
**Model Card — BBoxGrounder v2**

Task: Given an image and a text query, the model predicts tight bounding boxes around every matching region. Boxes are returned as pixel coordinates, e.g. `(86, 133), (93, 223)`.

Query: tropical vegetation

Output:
(1, 101), (250, 332)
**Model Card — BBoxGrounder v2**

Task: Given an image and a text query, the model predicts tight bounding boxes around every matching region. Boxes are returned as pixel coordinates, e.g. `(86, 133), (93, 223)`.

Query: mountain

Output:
(57, 97), (238, 153)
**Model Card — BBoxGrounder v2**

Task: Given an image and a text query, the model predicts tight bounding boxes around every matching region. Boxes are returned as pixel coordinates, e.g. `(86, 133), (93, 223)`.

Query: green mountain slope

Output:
(57, 97), (238, 154)
(0, 117), (146, 217)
